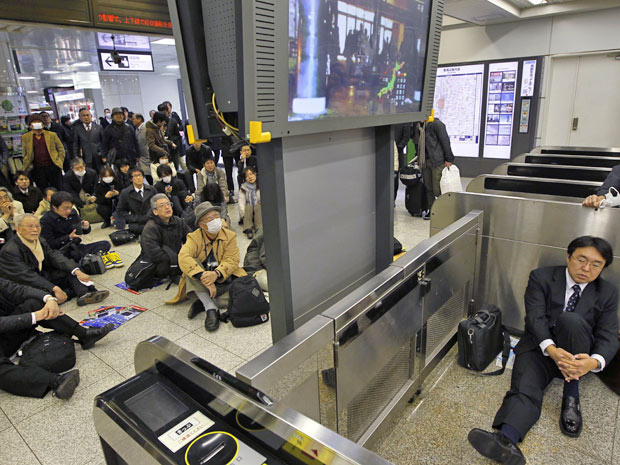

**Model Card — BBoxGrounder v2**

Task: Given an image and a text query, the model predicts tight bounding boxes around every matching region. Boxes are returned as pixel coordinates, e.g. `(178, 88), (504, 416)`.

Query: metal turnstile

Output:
(93, 336), (392, 465)
(466, 174), (600, 202)
(531, 145), (620, 157)
(513, 153), (620, 168)
(492, 163), (611, 182)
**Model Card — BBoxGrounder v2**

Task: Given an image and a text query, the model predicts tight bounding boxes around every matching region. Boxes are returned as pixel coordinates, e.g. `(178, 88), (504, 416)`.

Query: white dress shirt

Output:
(539, 269), (605, 371)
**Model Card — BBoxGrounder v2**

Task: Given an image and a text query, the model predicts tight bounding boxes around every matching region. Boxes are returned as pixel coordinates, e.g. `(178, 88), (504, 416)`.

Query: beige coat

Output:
(22, 130), (65, 171)
(167, 226), (246, 304)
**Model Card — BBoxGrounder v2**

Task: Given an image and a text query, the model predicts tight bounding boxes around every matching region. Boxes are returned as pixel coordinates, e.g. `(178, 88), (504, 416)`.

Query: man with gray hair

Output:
(0, 187), (25, 232)
(0, 213), (109, 307)
(138, 193), (191, 283)
(63, 158), (98, 208)
(73, 107), (104, 171)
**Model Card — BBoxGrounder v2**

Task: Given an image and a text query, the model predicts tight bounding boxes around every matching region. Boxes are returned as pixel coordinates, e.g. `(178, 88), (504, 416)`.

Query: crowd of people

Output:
(0, 102), (267, 401)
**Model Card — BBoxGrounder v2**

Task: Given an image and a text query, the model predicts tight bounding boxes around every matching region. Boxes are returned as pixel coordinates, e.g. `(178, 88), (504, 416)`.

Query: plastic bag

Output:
(440, 165), (463, 194)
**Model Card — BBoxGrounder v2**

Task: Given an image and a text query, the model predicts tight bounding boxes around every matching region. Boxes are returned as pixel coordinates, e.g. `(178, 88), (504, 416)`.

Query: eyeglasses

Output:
(571, 255), (603, 270)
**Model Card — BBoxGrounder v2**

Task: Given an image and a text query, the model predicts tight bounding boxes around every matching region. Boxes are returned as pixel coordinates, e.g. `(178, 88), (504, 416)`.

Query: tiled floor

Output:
(0, 181), (431, 465)
(371, 345), (620, 465)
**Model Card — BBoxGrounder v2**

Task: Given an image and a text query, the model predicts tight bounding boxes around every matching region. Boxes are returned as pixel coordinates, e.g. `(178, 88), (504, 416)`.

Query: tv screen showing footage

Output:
(288, 0), (433, 122)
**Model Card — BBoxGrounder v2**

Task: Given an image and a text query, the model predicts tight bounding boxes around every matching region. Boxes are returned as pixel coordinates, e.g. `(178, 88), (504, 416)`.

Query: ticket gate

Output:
(93, 336), (391, 465)
(513, 153), (620, 168)
(466, 174), (600, 202)
(531, 145), (620, 157)
(492, 163), (610, 182)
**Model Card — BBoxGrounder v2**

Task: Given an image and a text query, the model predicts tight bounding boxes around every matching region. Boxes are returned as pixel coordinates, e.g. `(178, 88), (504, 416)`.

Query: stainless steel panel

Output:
(129, 336), (393, 465)
(513, 153), (620, 166)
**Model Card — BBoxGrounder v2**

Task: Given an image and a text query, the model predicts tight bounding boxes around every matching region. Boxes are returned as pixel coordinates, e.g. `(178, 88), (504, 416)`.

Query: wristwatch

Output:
(215, 270), (222, 279)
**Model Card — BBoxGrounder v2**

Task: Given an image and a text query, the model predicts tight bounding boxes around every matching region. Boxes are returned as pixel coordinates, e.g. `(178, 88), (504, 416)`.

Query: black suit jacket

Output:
(117, 184), (157, 225)
(0, 277), (47, 334)
(73, 122), (103, 166)
(63, 168), (98, 207)
(516, 266), (619, 364)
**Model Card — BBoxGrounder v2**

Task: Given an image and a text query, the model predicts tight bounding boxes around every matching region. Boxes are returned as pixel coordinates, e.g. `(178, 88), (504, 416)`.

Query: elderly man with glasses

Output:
(167, 202), (246, 332)
(0, 213), (109, 307)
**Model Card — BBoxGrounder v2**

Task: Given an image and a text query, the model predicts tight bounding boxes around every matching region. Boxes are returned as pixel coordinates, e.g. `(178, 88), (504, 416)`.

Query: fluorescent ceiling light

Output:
(26, 90), (39, 94)
(166, 65), (180, 69)
(152, 38), (175, 45)
(57, 83), (74, 87)
(19, 76), (36, 80)
(526, 0), (546, 4)
(160, 72), (176, 76)
(42, 70), (61, 74)
(72, 62), (92, 67)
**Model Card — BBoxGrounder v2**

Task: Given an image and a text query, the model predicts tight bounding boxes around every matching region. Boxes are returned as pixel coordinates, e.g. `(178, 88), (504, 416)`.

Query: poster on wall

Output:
(0, 95), (27, 118)
(483, 61), (518, 159)
(520, 60), (536, 97)
(433, 64), (484, 158)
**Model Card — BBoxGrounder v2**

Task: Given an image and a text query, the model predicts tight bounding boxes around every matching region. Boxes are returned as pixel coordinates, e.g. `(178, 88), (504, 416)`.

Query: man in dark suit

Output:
(63, 157), (98, 209)
(469, 236), (618, 465)
(73, 108), (104, 171)
(116, 167), (156, 235)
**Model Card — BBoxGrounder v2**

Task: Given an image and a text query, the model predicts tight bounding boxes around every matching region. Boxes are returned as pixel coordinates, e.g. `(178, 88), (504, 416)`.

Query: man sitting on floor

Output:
(167, 202), (246, 332)
(40, 191), (115, 264)
(140, 193), (191, 281)
(62, 158), (98, 209)
(0, 277), (113, 399)
(468, 236), (618, 465)
(0, 213), (110, 307)
(117, 167), (156, 236)
(12, 171), (43, 214)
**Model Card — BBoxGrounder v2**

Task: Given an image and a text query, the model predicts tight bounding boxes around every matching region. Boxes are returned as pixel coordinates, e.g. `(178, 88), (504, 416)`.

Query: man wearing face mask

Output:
(154, 164), (192, 217)
(22, 114), (65, 190)
(99, 108), (112, 129)
(167, 202), (246, 332)
(63, 158), (97, 209)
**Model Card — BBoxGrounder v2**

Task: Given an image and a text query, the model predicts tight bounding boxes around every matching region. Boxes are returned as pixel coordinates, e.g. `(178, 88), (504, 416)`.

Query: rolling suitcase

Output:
(405, 181), (428, 217)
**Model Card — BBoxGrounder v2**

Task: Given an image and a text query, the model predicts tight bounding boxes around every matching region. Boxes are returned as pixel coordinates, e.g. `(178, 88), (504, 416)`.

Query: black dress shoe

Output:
(79, 323), (114, 350)
(560, 396), (582, 437)
(77, 289), (110, 307)
(468, 428), (526, 465)
(51, 369), (80, 400)
(188, 300), (205, 319)
(205, 308), (220, 332)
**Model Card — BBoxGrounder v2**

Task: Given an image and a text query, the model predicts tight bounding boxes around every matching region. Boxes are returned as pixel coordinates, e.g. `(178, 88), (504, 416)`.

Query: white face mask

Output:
(74, 170), (86, 177)
(206, 218), (222, 235)
(102, 176), (114, 184)
(31, 122), (43, 130)
(159, 158), (168, 165)
(162, 176), (172, 184)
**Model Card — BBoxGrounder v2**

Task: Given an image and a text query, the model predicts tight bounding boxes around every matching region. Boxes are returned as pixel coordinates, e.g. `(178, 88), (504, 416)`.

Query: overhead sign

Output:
(54, 90), (86, 102)
(98, 50), (154, 72)
(97, 33), (152, 52)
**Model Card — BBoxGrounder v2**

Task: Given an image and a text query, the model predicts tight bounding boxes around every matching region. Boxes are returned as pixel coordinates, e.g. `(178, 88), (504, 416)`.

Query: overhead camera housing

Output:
(110, 49), (123, 65)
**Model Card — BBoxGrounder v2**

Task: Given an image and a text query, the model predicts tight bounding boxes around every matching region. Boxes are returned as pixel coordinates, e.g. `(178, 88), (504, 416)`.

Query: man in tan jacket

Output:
(167, 202), (246, 332)
(22, 114), (65, 190)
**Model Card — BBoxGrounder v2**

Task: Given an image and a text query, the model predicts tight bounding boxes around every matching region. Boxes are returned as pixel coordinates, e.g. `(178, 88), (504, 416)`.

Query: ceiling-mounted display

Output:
(483, 61), (518, 159)
(96, 33), (152, 52)
(434, 64), (484, 158)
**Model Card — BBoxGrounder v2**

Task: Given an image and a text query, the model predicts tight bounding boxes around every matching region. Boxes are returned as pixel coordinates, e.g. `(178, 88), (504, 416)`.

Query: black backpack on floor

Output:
(125, 256), (157, 290)
(19, 332), (76, 374)
(109, 230), (136, 246)
(221, 276), (269, 327)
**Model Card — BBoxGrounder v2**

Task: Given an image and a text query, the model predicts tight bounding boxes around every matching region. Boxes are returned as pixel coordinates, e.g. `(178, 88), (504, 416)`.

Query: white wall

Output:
(138, 74), (182, 119)
(438, 7), (620, 148)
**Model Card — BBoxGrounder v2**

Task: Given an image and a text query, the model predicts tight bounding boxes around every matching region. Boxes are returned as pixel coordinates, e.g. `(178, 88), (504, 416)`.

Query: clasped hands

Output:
(547, 345), (598, 382)
(34, 297), (64, 321)
(200, 271), (219, 298)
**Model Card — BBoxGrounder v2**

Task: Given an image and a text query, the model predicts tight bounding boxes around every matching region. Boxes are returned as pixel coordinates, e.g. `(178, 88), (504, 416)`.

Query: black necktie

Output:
(138, 190), (143, 199)
(565, 284), (581, 312)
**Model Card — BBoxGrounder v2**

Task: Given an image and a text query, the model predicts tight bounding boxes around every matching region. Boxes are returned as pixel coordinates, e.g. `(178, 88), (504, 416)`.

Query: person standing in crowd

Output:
(99, 108), (111, 128)
(117, 168), (157, 235)
(146, 111), (175, 171)
(22, 114), (65, 190)
(163, 101), (182, 126)
(468, 236), (618, 465)
(0, 213), (110, 307)
(73, 108), (103, 171)
(39, 112), (65, 144)
(13, 171), (43, 214)
(94, 166), (120, 229)
(238, 167), (261, 239)
(168, 202), (246, 332)
(413, 117), (454, 219)
(196, 156), (228, 203)
(0, 276), (113, 400)
(34, 187), (56, 218)
(134, 113), (150, 176)
(186, 141), (215, 192)
(40, 191), (112, 263)
(148, 109), (156, 120)
(59, 116), (75, 161)
(63, 158), (97, 209)
(140, 193), (191, 282)
(0, 136), (10, 190)
(154, 164), (192, 217)
(0, 187), (25, 231)
(101, 107), (139, 167)
(157, 103), (182, 169)
(219, 134), (238, 202)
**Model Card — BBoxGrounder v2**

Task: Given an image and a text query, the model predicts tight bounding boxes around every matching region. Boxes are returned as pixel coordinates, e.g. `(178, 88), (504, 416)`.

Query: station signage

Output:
(98, 51), (154, 72)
